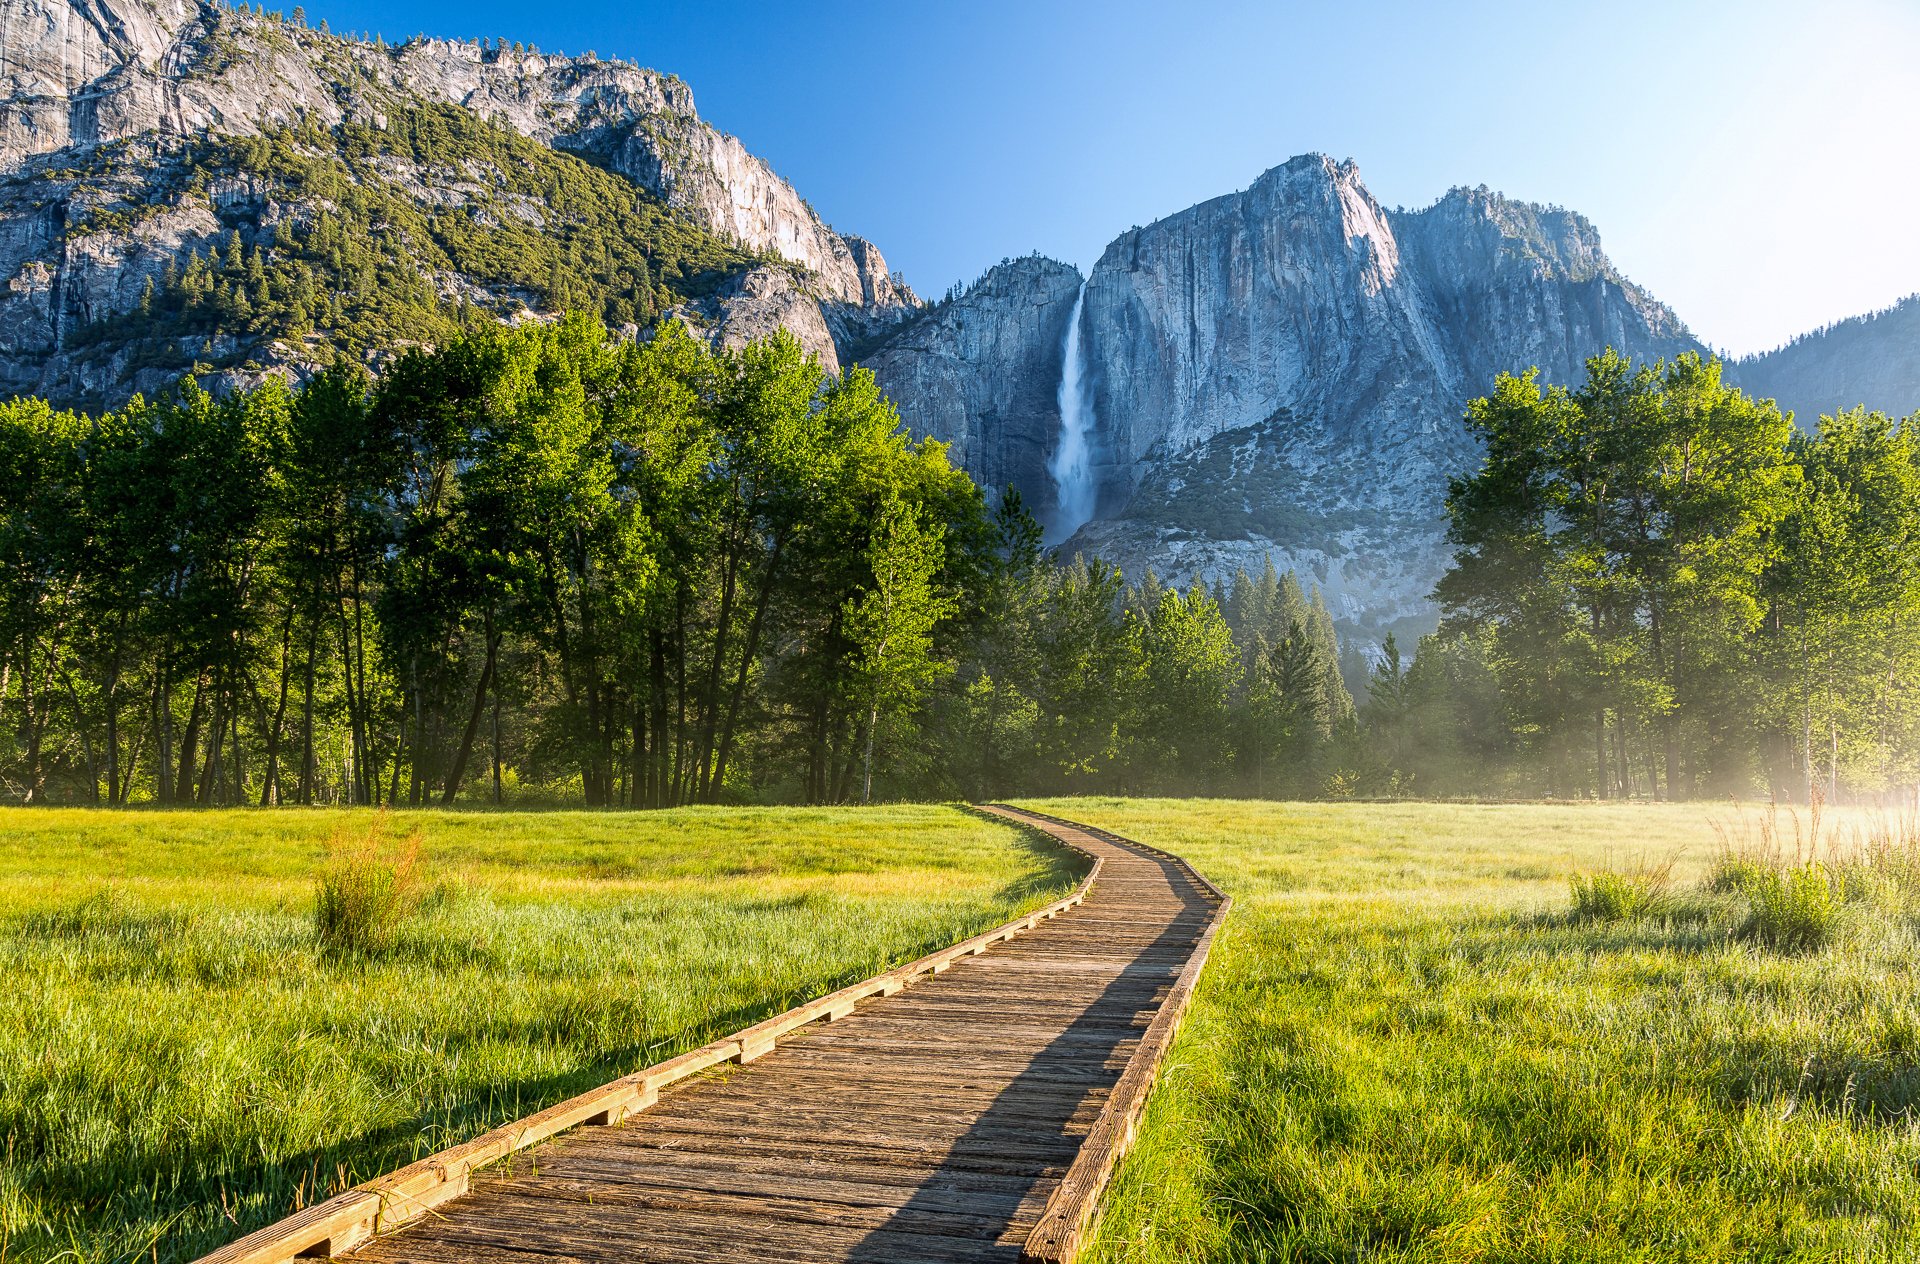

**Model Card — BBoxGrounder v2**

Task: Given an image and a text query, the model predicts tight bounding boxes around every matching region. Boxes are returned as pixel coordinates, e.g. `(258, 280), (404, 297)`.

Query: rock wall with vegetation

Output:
(0, 0), (917, 406)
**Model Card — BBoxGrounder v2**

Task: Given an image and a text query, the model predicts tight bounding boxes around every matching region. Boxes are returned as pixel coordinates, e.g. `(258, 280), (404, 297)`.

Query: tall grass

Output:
(1021, 797), (1920, 1262)
(1567, 855), (1673, 921)
(0, 804), (1078, 1264)
(1710, 793), (1920, 950)
(313, 814), (428, 957)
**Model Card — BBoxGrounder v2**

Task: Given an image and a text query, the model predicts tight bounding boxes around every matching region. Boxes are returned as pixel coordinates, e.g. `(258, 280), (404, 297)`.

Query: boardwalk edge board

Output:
(191, 821), (1105, 1264)
(983, 806), (1232, 1264)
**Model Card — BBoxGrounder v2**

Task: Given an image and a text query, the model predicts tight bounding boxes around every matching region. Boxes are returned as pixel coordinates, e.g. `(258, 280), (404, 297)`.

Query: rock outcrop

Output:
(0, 0), (916, 402)
(869, 156), (1700, 638)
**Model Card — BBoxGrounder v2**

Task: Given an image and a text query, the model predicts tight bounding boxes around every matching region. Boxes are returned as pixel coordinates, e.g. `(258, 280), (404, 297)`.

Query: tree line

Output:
(0, 316), (1360, 808)
(0, 318), (986, 806)
(5, 333), (1913, 806)
(1381, 350), (1920, 801)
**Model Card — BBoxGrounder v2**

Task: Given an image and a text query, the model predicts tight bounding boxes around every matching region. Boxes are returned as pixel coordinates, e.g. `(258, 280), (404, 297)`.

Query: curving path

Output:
(261, 807), (1223, 1264)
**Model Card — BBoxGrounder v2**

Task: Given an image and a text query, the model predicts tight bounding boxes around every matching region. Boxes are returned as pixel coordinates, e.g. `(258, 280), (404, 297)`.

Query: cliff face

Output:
(0, 0), (915, 403)
(861, 256), (1083, 512)
(870, 156), (1700, 637)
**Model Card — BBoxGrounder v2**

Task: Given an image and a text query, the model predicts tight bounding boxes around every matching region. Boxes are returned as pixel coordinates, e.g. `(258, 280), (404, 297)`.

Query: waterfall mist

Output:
(1046, 280), (1096, 545)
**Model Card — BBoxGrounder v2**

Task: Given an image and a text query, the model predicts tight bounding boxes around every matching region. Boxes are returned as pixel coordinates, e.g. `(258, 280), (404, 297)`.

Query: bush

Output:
(1569, 861), (1672, 922)
(1741, 863), (1844, 952)
(313, 814), (427, 957)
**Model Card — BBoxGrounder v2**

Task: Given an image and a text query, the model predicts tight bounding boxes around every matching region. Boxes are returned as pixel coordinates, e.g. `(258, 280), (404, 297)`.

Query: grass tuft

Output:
(1708, 794), (1920, 952)
(313, 813), (428, 958)
(1739, 862), (1845, 951)
(1568, 857), (1673, 921)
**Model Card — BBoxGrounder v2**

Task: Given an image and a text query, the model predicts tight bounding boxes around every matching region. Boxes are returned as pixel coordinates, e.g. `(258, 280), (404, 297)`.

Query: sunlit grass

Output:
(0, 804), (1076, 1264)
(1021, 798), (1920, 1263)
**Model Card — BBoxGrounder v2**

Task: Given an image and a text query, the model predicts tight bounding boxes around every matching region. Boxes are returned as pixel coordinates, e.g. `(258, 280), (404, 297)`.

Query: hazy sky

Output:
(307, 0), (1920, 357)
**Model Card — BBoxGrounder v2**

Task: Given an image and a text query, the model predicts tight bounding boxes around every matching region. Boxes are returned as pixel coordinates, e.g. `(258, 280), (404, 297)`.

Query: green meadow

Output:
(1022, 799), (1920, 1263)
(0, 805), (1075, 1263)
(10, 798), (1918, 1264)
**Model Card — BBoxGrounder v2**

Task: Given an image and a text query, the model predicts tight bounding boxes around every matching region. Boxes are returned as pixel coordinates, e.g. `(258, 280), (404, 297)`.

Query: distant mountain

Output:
(865, 158), (1700, 639)
(0, 0), (915, 406)
(1729, 295), (1920, 426)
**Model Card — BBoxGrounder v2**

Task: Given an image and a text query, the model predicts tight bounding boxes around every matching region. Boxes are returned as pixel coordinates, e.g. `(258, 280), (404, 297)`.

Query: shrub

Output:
(1741, 863), (1844, 952)
(313, 814), (427, 957)
(1569, 860), (1672, 922)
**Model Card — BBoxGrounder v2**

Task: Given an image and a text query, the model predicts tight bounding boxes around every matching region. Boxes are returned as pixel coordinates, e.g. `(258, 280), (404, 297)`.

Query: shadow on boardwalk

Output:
(846, 856), (1207, 1262)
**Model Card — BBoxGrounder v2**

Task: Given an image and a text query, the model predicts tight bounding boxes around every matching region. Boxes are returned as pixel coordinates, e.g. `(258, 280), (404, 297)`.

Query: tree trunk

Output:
(628, 694), (643, 810)
(195, 687), (226, 805)
(154, 663), (173, 805)
(650, 631), (669, 809)
(1593, 709), (1609, 800)
(1802, 612), (1815, 806)
(103, 623), (124, 805)
(262, 605), (296, 805)
(672, 590), (688, 805)
(175, 674), (206, 803)
(61, 671), (99, 805)
(693, 538), (744, 796)
(441, 619), (500, 806)
(407, 660), (424, 807)
(1611, 713), (1631, 799)
(298, 620), (318, 804)
(710, 535), (783, 800)
(862, 703), (879, 804)
(21, 635), (41, 803)
(351, 561), (374, 804)
(335, 593), (366, 804)
(492, 657), (505, 807)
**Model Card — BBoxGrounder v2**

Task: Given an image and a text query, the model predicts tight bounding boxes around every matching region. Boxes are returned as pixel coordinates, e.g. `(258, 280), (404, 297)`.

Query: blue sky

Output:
(306, 0), (1920, 357)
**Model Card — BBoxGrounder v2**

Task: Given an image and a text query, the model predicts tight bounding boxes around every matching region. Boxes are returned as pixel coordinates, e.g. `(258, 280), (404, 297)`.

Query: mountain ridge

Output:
(1727, 293), (1920, 425)
(865, 152), (1702, 638)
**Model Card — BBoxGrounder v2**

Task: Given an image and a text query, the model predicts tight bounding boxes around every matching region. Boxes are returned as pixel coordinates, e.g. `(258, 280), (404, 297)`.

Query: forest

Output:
(0, 328), (1915, 806)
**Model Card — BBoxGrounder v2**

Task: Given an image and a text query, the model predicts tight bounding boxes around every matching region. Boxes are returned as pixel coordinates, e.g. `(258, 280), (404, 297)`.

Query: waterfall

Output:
(1046, 280), (1096, 545)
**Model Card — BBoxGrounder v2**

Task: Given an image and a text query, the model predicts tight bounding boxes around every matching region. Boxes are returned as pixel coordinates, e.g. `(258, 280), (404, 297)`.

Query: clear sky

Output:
(303, 0), (1920, 357)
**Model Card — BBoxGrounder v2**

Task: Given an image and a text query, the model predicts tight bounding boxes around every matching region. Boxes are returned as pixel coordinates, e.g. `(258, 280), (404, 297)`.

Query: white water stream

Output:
(1045, 280), (1096, 545)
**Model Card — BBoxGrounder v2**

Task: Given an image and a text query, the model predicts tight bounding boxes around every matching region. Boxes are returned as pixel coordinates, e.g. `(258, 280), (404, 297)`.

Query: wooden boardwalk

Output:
(207, 807), (1226, 1264)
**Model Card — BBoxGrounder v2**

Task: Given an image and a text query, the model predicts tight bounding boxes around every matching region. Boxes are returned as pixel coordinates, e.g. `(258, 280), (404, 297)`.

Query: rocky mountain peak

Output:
(868, 155), (1703, 639)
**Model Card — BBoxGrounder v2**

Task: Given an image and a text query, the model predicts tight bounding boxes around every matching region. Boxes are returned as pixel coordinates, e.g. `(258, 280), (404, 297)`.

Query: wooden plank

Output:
(193, 1192), (380, 1264)
(982, 806), (1233, 1264)
(196, 805), (1227, 1264)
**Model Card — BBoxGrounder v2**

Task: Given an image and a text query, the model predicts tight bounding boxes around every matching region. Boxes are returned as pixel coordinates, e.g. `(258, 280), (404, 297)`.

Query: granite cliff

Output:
(861, 255), (1084, 516)
(868, 157), (1701, 638)
(0, 0), (914, 403)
